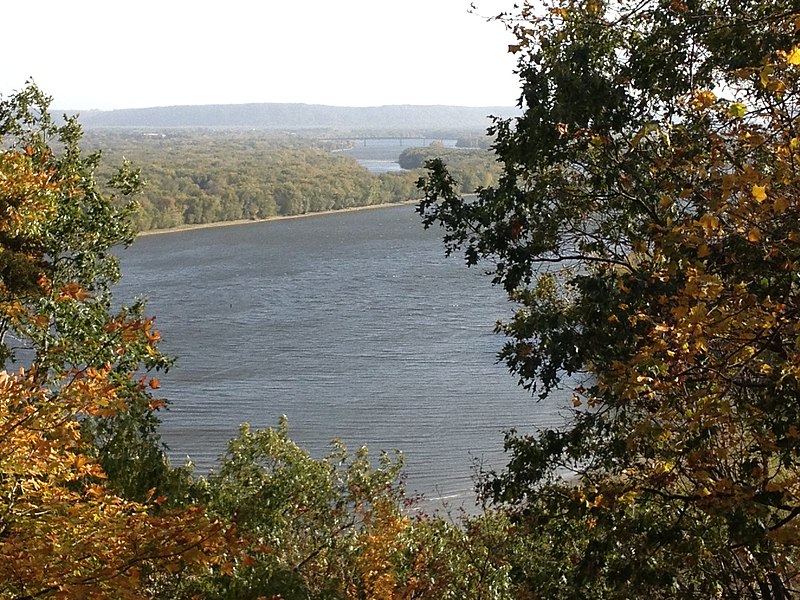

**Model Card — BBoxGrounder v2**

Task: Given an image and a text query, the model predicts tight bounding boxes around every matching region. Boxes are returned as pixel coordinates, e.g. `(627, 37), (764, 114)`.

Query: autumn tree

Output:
(0, 82), (196, 500)
(162, 419), (412, 599)
(173, 420), (522, 600)
(419, 1), (800, 596)
(0, 83), (232, 598)
(0, 366), (233, 599)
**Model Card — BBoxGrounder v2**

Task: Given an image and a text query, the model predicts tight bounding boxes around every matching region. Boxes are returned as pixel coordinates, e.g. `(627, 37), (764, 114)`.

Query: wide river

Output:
(114, 204), (569, 508)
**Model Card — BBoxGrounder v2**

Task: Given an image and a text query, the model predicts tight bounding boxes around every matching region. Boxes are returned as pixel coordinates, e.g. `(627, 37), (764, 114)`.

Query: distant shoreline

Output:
(137, 199), (420, 237)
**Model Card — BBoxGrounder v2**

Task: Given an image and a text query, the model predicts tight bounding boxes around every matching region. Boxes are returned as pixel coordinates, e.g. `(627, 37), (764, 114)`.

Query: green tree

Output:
(399, 146), (499, 193)
(0, 83), (206, 503)
(165, 418), (409, 600)
(419, 1), (800, 597)
(0, 82), (231, 598)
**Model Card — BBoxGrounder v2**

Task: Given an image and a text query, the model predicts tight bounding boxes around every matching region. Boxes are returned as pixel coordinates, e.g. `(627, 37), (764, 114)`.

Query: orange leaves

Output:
(63, 365), (122, 416)
(0, 300), (24, 319)
(148, 395), (167, 412)
(56, 282), (92, 302)
(351, 498), (410, 600)
(698, 213), (720, 235)
(144, 323), (161, 344)
(0, 367), (231, 599)
(0, 367), (120, 473)
(102, 316), (165, 365)
(691, 89), (717, 110)
(73, 454), (107, 480)
(105, 316), (161, 344)
(773, 195), (790, 213)
(747, 226), (763, 243)
(0, 150), (58, 236)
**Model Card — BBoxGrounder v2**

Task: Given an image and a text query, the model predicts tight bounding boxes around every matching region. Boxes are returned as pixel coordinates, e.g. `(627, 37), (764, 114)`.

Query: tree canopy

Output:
(419, 0), (800, 596)
(73, 128), (502, 232)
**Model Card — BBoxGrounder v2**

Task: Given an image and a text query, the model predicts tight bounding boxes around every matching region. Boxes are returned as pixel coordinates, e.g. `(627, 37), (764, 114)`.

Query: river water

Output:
(337, 137), (459, 174)
(114, 204), (569, 508)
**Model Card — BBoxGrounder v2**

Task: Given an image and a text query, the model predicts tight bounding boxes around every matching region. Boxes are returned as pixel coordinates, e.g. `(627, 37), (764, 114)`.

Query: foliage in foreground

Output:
(419, 0), (800, 597)
(0, 83), (232, 599)
(164, 420), (521, 600)
(165, 419), (408, 599)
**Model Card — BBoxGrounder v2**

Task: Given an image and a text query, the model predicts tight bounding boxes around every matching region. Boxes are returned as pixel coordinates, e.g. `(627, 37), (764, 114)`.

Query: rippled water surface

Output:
(115, 205), (569, 506)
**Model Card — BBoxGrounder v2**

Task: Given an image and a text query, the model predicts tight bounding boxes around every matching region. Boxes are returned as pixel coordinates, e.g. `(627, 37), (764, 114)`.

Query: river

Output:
(336, 137), (459, 173)
(114, 204), (569, 509)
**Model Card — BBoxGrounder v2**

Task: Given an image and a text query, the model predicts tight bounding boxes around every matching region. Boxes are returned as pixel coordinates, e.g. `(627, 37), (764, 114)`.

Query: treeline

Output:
(398, 144), (501, 192)
(455, 135), (494, 149)
(84, 130), (500, 232)
(86, 130), (428, 231)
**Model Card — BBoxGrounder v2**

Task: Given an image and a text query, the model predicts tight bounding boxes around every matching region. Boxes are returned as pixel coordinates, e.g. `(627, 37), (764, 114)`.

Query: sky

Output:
(4, 0), (522, 111)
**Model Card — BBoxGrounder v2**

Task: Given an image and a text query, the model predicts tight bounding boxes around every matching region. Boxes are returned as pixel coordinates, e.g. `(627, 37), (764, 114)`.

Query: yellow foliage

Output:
(0, 151), (58, 237)
(350, 498), (410, 600)
(692, 89), (717, 109)
(728, 101), (747, 118)
(751, 184), (768, 202)
(0, 368), (230, 599)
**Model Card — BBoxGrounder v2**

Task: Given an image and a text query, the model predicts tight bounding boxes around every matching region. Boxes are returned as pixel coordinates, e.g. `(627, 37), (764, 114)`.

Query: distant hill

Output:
(60, 103), (518, 130)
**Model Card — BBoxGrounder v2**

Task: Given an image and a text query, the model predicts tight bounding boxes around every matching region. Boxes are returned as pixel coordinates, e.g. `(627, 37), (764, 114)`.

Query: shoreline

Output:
(137, 199), (420, 237)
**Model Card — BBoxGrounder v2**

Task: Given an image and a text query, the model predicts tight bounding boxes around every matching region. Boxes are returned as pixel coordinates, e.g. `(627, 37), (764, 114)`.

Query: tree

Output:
(166, 418), (410, 600)
(419, 1), (800, 596)
(0, 83), (199, 501)
(0, 83), (232, 598)
(0, 366), (230, 599)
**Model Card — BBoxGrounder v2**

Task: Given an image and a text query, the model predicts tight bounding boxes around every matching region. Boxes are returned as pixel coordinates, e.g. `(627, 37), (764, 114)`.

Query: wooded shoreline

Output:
(136, 199), (419, 237)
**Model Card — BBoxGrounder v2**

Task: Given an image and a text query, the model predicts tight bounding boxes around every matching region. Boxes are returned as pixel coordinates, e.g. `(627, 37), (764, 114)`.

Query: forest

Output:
(82, 129), (499, 231)
(1, 0), (799, 598)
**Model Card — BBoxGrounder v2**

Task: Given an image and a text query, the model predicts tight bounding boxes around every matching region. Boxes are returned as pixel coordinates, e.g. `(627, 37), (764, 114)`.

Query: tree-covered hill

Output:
(65, 102), (519, 130)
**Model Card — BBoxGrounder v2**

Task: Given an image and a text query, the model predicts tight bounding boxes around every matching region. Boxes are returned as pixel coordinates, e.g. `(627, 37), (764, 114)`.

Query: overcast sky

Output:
(3, 0), (521, 111)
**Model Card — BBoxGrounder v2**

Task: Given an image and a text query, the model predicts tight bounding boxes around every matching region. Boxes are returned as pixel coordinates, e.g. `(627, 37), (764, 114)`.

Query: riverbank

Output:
(137, 199), (420, 237)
